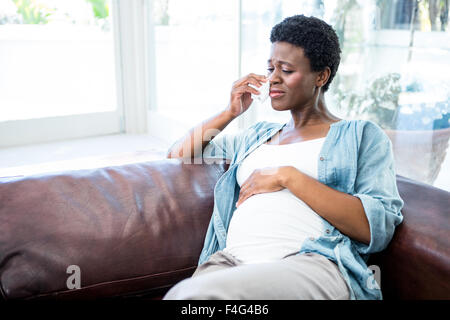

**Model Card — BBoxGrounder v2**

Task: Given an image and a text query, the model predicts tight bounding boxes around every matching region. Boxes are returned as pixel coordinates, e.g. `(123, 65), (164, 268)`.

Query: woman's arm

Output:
(166, 109), (235, 159)
(166, 73), (266, 160)
(279, 166), (371, 244)
(236, 165), (370, 244)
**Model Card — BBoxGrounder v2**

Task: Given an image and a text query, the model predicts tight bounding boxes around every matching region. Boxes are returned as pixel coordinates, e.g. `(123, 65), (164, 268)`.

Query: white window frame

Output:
(0, 112), (122, 148)
(0, 0), (153, 148)
(113, 0), (154, 135)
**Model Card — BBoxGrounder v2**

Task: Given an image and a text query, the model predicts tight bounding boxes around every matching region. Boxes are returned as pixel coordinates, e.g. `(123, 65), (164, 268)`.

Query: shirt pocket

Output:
(325, 166), (338, 187)
(333, 164), (356, 193)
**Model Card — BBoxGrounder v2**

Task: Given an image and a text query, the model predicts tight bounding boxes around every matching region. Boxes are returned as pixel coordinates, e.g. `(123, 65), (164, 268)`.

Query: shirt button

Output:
(325, 229), (331, 234)
(309, 237), (315, 241)
(319, 156), (324, 161)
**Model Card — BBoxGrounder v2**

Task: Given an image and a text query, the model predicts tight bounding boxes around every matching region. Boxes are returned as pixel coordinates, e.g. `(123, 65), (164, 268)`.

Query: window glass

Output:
(240, 0), (450, 191)
(0, 0), (117, 121)
(152, 0), (239, 126)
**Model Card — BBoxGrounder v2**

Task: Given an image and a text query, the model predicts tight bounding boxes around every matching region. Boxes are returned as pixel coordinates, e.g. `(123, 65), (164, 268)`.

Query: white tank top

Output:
(223, 137), (327, 264)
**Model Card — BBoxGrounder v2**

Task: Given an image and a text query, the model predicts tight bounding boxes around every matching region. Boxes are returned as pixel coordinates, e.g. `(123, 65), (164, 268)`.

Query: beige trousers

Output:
(163, 250), (350, 300)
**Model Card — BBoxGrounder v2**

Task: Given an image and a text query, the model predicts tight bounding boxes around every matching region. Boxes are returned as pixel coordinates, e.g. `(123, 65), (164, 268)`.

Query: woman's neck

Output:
(288, 93), (340, 129)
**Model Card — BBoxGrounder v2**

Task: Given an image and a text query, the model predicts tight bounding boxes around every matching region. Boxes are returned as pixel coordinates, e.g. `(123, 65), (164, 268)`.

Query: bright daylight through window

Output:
(151, 0), (450, 191)
(0, 0), (449, 192)
(0, 0), (117, 121)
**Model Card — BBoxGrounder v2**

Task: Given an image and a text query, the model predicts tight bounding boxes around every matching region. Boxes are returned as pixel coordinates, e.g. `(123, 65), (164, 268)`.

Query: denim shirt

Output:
(198, 119), (404, 300)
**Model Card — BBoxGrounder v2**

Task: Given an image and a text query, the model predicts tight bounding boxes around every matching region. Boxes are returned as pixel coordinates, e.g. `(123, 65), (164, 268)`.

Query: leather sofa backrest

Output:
(0, 159), (226, 300)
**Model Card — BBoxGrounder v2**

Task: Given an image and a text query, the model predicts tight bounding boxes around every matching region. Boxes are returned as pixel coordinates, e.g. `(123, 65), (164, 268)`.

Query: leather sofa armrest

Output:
(368, 175), (450, 299)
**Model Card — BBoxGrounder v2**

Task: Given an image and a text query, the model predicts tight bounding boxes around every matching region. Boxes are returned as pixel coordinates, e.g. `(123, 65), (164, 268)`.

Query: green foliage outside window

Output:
(10, 0), (109, 25)
(12, 0), (52, 24)
(334, 73), (402, 130)
(331, 0), (449, 131)
(85, 0), (109, 20)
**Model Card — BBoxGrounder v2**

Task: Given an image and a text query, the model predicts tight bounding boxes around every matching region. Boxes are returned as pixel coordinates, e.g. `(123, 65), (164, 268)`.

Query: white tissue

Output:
(250, 80), (270, 103)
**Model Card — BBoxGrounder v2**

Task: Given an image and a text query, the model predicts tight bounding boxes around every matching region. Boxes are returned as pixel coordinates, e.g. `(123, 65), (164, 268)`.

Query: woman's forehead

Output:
(268, 42), (307, 65)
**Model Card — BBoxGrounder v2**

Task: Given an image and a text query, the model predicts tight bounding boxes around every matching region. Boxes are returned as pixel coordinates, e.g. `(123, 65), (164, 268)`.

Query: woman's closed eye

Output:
(267, 68), (293, 74)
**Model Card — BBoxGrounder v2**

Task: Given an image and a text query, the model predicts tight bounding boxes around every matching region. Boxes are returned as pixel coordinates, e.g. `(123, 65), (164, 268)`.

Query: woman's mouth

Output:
(269, 90), (285, 98)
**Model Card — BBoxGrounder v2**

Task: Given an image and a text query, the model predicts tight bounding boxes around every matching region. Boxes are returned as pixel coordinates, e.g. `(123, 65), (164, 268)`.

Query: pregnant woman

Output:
(165, 15), (404, 300)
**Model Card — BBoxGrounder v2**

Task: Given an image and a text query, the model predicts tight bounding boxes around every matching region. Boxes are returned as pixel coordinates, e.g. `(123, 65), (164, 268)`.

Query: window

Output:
(323, 0), (450, 191)
(2, 0), (448, 191)
(150, 0), (449, 191)
(0, 0), (122, 146)
(151, 0), (239, 136)
(237, 0), (449, 191)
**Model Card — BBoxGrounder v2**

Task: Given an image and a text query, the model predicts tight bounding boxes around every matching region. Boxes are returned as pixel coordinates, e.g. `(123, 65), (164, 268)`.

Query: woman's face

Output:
(267, 41), (322, 111)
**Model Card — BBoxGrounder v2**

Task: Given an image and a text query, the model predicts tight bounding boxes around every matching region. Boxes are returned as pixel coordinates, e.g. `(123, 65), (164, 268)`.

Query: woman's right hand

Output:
(226, 73), (268, 118)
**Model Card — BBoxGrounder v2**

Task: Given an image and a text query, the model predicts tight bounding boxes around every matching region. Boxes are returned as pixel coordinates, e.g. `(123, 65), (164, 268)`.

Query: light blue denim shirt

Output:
(199, 119), (404, 300)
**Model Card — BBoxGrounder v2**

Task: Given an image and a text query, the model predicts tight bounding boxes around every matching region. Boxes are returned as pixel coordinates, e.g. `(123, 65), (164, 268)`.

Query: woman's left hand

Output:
(236, 166), (289, 208)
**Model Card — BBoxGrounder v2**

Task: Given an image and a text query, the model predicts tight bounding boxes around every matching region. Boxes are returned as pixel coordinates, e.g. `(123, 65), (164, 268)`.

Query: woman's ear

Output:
(316, 67), (331, 88)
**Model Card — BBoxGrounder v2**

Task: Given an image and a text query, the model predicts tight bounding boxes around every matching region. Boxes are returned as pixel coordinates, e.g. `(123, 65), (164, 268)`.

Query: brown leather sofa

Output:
(0, 158), (449, 300)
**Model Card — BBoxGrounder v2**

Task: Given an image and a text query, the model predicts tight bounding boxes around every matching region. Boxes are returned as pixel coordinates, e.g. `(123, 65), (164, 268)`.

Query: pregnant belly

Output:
(225, 189), (325, 262)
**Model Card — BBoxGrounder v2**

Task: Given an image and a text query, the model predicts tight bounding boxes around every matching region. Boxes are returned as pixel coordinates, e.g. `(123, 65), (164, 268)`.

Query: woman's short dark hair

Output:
(270, 15), (341, 92)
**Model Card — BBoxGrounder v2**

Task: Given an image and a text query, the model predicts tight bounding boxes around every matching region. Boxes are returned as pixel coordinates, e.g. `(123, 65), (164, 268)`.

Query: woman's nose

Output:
(268, 71), (280, 84)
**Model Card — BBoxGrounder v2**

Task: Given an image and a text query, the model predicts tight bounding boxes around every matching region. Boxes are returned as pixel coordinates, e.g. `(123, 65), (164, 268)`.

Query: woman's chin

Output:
(270, 102), (290, 111)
